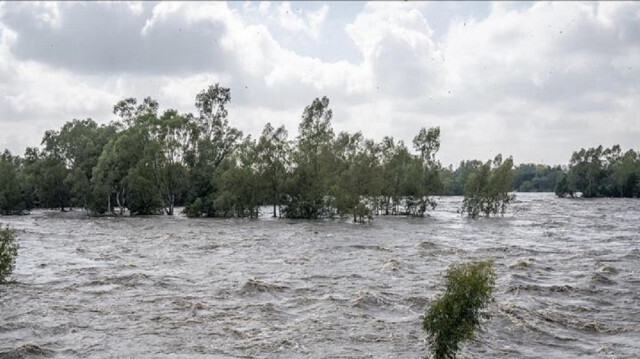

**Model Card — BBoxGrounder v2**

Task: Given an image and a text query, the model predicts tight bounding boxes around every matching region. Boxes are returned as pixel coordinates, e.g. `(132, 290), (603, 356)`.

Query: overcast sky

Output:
(0, 1), (638, 166)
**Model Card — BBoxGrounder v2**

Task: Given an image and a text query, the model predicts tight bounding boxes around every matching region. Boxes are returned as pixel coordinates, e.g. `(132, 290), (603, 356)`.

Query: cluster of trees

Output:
(555, 145), (640, 198)
(0, 84), (451, 221)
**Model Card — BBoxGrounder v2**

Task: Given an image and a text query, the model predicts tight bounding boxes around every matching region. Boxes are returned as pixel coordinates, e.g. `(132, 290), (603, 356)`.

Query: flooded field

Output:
(1, 193), (639, 358)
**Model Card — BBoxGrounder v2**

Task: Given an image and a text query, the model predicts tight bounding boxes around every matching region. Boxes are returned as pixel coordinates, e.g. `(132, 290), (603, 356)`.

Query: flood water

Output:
(1, 193), (638, 358)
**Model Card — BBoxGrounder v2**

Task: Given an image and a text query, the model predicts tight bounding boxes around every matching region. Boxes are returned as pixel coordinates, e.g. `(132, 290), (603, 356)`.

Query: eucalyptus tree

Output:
(91, 127), (145, 214)
(89, 98), (160, 215)
(0, 150), (32, 214)
(462, 154), (516, 218)
(185, 84), (242, 217)
(411, 127), (443, 216)
(283, 96), (337, 218)
(568, 146), (606, 198)
(145, 109), (193, 215)
(255, 123), (290, 217)
(379, 138), (427, 215)
(332, 132), (381, 222)
(611, 149), (639, 197)
(40, 119), (117, 209)
(378, 136), (399, 215)
(213, 137), (262, 218)
(554, 172), (573, 198)
(21, 146), (70, 211)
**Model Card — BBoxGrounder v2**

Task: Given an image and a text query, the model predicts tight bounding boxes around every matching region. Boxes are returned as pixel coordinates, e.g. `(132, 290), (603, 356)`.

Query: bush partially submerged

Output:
(462, 155), (515, 218)
(0, 225), (18, 283)
(423, 260), (496, 359)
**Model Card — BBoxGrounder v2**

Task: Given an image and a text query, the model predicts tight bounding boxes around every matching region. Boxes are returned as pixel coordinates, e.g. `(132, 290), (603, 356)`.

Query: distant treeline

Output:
(0, 84), (637, 218)
(440, 161), (564, 195)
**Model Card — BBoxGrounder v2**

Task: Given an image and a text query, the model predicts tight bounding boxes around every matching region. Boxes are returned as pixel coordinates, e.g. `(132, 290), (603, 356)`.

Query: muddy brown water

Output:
(1, 193), (639, 358)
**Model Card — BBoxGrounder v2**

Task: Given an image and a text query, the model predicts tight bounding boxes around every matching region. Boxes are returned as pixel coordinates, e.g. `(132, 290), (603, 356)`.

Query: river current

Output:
(1, 193), (638, 358)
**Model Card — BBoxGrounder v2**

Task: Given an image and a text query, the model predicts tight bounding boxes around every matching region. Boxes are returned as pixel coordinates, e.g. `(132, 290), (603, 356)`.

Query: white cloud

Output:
(258, 2), (271, 17)
(345, 2), (444, 98)
(0, 1), (638, 167)
(126, 1), (143, 16)
(275, 2), (328, 40)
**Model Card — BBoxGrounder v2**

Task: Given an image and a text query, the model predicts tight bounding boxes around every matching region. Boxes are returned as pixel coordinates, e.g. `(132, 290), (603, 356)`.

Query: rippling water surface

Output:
(1, 193), (639, 358)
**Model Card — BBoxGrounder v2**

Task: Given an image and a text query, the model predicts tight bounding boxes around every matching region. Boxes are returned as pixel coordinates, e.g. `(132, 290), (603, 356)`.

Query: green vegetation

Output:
(423, 260), (496, 359)
(4, 83), (633, 219)
(555, 145), (640, 198)
(0, 84), (444, 220)
(0, 151), (33, 215)
(462, 155), (516, 218)
(0, 226), (18, 284)
(512, 163), (564, 192)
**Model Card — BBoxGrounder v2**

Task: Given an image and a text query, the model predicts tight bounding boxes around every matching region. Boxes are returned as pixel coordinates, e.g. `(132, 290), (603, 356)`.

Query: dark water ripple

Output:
(1, 193), (639, 358)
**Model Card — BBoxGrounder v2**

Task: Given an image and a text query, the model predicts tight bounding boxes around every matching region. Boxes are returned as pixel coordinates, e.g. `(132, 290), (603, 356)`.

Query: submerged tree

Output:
(256, 123), (290, 217)
(556, 145), (640, 198)
(185, 83), (243, 217)
(0, 150), (32, 215)
(0, 226), (18, 284)
(411, 126), (442, 216)
(22, 147), (70, 211)
(332, 132), (380, 222)
(462, 154), (516, 218)
(283, 96), (337, 219)
(213, 138), (263, 218)
(40, 119), (118, 211)
(423, 260), (496, 359)
(144, 109), (192, 215)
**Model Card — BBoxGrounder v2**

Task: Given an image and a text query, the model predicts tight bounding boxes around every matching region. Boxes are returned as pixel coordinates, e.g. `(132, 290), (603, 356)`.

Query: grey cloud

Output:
(1, 2), (231, 75)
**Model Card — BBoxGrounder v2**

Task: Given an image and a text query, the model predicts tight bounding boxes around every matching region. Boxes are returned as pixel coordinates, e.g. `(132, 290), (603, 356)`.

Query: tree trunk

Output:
(116, 189), (125, 215)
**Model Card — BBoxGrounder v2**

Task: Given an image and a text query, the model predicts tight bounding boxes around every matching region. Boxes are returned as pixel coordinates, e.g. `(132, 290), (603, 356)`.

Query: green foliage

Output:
(0, 150), (32, 215)
(91, 126), (147, 215)
(557, 145), (640, 198)
(423, 260), (496, 359)
(283, 96), (337, 219)
(512, 163), (564, 192)
(184, 197), (203, 218)
(212, 139), (262, 218)
(22, 148), (71, 211)
(0, 226), (18, 284)
(184, 83), (243, 217)
(9, 83), (587, 219)
(377, 131), (442, 217)
(441, 160), (483, 196)
(41, 119), (117, 209)
(332, 132), (380, 222)
(256, 123), (290, 217)
(462, 155), (516, 218)
(125, 164), (163, 215)
(554, 173), (573, 198)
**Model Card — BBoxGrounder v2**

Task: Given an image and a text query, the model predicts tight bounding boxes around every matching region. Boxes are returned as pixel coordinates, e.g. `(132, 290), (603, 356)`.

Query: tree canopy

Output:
(3, 83), (630, 220)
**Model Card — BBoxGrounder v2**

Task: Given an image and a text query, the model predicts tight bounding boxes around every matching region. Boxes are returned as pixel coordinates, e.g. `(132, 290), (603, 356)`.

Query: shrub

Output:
(423, 260), (496, 359)
(0, 225), (18, 284)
